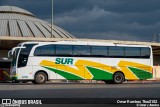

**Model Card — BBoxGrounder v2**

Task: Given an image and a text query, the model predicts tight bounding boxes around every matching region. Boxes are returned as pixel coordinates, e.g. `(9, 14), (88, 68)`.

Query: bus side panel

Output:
(56, 65), (67, 79)
(17, 66), (33, 80)
(99, 58), (120, 80)
(31, 57), (57, 80)
(65, 65), (84, 80)
(118, 59), (140, 80)
(32, 65), (54, 80)
(120, 59), (152, 80)
(30, 56), (152, 81)
(74, 57), (100, 80)
(103, 66), (112, 80)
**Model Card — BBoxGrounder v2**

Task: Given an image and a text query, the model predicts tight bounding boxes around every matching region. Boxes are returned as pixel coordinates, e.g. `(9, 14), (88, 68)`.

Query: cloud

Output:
(74, 31), (140, 41)
(53, 1), (160, 42)
(54, 6), (110, 27)
(1, 0), (160, 42)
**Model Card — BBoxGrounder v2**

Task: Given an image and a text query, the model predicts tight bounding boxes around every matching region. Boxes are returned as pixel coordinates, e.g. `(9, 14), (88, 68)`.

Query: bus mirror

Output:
(8, 50), (12, 57)
(11, 46), (26, 55)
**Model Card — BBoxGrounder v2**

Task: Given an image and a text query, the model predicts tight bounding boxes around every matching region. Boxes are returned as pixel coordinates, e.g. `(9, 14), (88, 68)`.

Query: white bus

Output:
(9, 41), (153, 84)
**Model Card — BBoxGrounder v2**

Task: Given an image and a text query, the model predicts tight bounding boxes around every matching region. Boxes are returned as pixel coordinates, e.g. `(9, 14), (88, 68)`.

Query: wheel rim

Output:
(37, 74), (45, 83)
(115, 74), (123, 83)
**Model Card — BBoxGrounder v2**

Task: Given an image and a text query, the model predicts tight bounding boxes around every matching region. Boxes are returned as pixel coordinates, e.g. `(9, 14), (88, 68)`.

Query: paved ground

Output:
(0, 82), (160, 98)
(0, 82), (160, 107)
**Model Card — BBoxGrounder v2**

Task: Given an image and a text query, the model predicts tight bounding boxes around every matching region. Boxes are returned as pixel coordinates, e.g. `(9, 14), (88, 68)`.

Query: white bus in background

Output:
(9, 41), (153, 84)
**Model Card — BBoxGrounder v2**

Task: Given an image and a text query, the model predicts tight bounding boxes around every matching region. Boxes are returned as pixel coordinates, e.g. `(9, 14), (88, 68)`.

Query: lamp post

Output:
(158, 34), (160, 43)
(51, 0), (54, 38)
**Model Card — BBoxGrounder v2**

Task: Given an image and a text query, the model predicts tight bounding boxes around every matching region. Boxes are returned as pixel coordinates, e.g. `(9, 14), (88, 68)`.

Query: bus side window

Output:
(55, 45), (72, 56)
(108, 46), (124, 58)
(73, 46), (91, 56)
(34, 45), (55, 56)
(91, 46), (107, 57)
(141, 47), (150, 58)
(125, 47), (141, 58)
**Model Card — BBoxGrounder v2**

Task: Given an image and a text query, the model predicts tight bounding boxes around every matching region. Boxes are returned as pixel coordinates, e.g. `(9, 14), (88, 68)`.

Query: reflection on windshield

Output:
(18, 44), (36, 68)
(11, 44), (37, 67)
(11, 49), (19, 66)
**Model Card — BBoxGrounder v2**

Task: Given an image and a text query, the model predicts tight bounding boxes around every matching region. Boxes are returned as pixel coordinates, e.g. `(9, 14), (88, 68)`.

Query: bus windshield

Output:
(11, 44), (37, 67)
(17, 44), (37, 68)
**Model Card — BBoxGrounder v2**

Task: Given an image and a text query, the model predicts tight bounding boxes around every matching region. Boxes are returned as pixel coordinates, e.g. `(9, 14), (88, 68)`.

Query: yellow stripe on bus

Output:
(40, 60), (120, 79)
(40, 60), (152, 80)
(118, 60), (152, 80)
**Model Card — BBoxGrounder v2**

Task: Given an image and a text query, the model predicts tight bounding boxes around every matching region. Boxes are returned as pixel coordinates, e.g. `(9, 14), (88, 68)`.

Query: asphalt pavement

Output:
(0, 82), (159, 98)
(0, 82), (160, 107)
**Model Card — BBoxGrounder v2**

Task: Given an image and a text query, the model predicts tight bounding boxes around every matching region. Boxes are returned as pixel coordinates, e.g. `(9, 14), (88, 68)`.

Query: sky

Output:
(0, 0), (160, 42)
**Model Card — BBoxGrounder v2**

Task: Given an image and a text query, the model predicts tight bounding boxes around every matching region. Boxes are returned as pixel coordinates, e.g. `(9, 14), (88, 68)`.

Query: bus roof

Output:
(20, 41), (151, 48)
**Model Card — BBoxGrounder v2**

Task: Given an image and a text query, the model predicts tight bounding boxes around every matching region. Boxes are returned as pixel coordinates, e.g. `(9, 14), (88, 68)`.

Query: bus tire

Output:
(113, 72), (124, 84)
(34, 72), (47, 84)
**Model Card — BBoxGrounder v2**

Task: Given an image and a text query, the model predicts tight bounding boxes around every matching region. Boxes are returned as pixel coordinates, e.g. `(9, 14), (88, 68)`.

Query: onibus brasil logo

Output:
(1, 99), (42, 107)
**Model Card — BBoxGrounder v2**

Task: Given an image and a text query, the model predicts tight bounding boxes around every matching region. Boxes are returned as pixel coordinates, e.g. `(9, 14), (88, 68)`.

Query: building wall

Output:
(153, 55), (160, 66)
(0, 50), (9, 58)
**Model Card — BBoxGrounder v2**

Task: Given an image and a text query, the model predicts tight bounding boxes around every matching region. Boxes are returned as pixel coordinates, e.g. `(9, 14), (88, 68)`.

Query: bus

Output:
(9, 41), (153, 84)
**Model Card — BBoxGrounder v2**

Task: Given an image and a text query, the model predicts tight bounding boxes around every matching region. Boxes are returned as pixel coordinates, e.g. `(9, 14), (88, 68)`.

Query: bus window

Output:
(34, 45), (55, 56)
(56, 45), (72, 56)
(73, 46), (91, 56)
(108, 47), (124, 58)
(125, 47), (141, 58)
(141, 47), (150, 58)
(91, 46), (107, 57)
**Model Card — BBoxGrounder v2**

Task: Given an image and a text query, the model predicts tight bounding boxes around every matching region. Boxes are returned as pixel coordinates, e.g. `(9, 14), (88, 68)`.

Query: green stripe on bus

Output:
(42, 66), (84, 80)
(128, 66), (152, 79)
(86, 66), (113, 80)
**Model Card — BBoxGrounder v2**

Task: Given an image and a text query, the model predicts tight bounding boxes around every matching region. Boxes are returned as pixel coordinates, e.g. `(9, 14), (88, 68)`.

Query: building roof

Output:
(0, 6), (75, 38)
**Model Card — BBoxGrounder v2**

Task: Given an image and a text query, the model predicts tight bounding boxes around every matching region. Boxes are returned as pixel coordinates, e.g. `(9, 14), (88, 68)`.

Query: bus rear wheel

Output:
(33, 72), (47, 84)
(113, 72), (124, 84)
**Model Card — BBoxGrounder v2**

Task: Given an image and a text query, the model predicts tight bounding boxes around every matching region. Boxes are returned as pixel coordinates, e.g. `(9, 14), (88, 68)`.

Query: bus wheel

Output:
(113, 72), (124, 84)
(34, 72), (47, 84)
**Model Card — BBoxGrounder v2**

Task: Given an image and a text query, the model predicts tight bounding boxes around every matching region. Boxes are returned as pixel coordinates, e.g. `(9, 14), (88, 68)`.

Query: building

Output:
(0, 6), (75, 60)
(0, 5), (160, 63)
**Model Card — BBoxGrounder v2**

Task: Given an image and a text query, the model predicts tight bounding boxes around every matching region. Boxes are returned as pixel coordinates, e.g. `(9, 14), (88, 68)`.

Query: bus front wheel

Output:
(113, 72), (124, 84)
(33, 72), (47, 84)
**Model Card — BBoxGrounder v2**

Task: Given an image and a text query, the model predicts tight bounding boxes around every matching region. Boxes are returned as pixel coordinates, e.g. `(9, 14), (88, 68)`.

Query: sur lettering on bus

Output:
(55, 58), (73, 65)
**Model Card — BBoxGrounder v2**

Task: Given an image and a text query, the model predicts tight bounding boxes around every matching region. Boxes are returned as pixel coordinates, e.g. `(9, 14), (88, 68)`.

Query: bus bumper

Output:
(11, 76), (18, 80)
